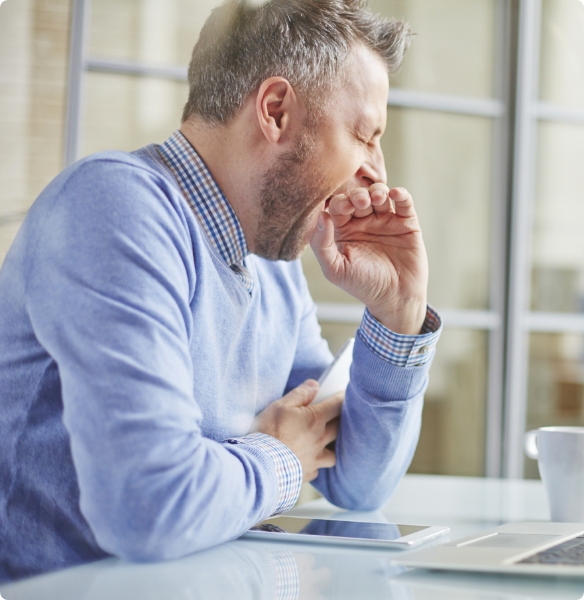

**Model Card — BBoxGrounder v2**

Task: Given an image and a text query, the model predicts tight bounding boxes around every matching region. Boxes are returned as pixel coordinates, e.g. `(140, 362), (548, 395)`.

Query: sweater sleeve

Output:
(288, 271), (441, 511)
(25, 157), (284, 561)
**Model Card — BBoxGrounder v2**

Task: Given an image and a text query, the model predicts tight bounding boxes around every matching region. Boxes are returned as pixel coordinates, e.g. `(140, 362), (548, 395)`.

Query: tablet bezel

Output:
(242, 516), (449, 550)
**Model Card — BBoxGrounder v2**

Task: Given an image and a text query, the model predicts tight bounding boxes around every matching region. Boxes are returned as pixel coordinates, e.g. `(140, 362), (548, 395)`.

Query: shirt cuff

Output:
(357, 305), (442, 368)
(224, 432), (302, 515)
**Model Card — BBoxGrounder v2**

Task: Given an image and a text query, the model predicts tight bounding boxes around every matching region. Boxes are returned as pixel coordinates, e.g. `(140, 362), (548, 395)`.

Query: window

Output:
(2, 0), (584, 479)
(0, 0), (69, 263)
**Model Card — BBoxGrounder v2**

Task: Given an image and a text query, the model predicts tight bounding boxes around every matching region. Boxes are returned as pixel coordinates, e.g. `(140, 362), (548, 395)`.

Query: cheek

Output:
(321, 145), (363, 189)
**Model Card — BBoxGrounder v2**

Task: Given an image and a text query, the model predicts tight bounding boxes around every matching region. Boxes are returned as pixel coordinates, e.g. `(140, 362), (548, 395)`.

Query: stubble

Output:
(254, 127), (329, 261)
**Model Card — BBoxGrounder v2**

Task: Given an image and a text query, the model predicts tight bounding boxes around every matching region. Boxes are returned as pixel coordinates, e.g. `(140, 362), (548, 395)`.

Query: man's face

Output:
(254, 45), (390, 261)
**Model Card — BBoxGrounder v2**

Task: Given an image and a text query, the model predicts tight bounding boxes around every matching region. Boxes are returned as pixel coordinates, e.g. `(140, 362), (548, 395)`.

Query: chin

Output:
(255, 209), (318, 262)
(278, 225), (316, 261)
(277, 244), (306, 262)
(253, 240), (302, 262)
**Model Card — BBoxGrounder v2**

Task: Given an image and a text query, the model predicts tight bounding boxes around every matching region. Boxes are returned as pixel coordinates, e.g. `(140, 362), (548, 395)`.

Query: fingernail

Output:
(305, 379), (318, 389)
(317, 214), (324, 231)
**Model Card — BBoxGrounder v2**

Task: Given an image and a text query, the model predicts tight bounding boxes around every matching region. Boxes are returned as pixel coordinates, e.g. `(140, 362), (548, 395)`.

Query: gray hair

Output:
(182, 0), (411, 124)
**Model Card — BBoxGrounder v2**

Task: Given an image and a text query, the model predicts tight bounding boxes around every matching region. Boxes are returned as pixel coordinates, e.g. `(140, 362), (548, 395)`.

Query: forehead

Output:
(334, 45), (389, 131)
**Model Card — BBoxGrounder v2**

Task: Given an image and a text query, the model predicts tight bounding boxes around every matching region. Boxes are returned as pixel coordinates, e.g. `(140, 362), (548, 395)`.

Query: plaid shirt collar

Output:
(157, 130), (251, 287)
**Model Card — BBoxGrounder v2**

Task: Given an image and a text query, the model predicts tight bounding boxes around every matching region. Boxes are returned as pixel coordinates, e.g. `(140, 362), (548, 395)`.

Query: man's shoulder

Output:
(28, 148), (192, 246)
(67, 148), (170, 182)
(50, 148), (183, 213)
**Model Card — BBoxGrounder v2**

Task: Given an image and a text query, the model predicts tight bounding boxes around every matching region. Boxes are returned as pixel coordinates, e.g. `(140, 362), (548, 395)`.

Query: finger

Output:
(310, 212), (340, 276)
(373, 197), (391, 214)
(313, 391), (344, 421)
(305, 470), (319, 482)
(316, 448), (336, 469)
(389, 187), (416, 218)
(327, 194), (354, 229)
(349, 188), (372, 210)
(369, 183), (390, 206)
(323, 417), (340, 446)
(349, 188), (373, 218)
(328, 194), (354, 217)
(368, 183), (391, 214)
(282, 380), (319, 407)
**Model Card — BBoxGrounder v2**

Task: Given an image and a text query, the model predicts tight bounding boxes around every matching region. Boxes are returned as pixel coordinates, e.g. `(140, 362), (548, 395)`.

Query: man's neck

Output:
(179, 118), (260, 253)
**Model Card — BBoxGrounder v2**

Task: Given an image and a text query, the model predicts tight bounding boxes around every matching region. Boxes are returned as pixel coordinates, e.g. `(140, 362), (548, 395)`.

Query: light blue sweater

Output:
(0, 147), (429, 579)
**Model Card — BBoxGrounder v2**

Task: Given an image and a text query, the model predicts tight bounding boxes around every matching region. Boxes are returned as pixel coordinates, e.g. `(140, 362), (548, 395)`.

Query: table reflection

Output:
(4, 535), (583, 600)
(0, 538), (408, 600)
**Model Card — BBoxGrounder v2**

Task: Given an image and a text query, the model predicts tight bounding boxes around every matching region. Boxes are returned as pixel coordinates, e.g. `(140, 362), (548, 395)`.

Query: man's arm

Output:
(294, 184), (441, 509)
(311, 321), (438, 510)
(259, 269), (439, 509)
(25, 157), (336, 560)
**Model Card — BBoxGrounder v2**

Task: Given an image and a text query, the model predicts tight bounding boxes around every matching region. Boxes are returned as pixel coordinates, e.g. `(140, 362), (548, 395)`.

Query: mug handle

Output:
(524, 429), (539, 460)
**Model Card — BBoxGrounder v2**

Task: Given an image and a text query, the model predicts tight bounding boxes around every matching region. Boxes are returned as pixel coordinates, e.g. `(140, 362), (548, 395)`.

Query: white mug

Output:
(524, 426), (584, 522)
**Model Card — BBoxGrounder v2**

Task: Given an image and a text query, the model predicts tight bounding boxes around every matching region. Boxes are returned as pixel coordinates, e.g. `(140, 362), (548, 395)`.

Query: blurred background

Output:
(1, 0), (584, 485)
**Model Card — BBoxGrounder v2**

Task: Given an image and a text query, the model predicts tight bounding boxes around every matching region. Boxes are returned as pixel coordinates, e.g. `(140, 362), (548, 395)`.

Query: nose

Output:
(350, 143), (387, 188)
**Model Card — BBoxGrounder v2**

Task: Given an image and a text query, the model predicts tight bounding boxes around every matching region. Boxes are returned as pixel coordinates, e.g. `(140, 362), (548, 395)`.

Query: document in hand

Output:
(312, 338), (354, 404)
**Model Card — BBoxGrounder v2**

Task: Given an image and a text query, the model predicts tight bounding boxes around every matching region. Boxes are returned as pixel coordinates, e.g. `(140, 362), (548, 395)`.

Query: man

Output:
(0, 0), (441, 579)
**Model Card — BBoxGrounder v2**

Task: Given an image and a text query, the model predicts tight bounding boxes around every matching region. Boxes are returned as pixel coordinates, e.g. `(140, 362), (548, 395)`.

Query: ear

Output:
(256, 77), (300, 144)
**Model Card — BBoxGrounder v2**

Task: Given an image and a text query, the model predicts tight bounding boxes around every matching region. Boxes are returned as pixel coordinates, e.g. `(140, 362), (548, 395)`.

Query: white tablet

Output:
(312, 338), (354, 404)
(243, 515), (449, 550)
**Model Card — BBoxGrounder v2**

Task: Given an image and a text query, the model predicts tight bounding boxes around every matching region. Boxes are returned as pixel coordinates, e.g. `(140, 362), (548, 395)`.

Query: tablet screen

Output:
(250, 517), (428, 541)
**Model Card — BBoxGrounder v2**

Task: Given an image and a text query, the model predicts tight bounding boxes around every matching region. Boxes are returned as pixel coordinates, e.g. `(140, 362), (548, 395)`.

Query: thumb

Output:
(282, 379), (319, 407)
(310, 212), (337, 275)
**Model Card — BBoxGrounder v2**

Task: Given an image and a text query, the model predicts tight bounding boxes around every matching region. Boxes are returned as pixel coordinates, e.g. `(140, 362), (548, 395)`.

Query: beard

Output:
(254, 127), (330, 261)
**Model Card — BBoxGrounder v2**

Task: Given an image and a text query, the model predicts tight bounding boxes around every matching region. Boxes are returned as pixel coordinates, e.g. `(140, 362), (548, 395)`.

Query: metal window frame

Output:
(63, 0), (91, 168)
(503, 0), (542, 479)
(63, 0), (584, 480)
(535, 102), (584, 126)
(0, 212), (28, 227)
(316, 304), (501, 329)
(484, 0), (515, 478)
(503, 0), (584, 478)
(86, 59), (188, 81)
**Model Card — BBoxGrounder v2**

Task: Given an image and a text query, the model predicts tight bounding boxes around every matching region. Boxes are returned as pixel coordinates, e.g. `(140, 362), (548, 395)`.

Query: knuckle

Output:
(351, 189), (368, 201)
(275, 401), (292, 418)
(370, 182), (388, 193)
(304, 407), (319, 428)
(330, 194), (348, 208)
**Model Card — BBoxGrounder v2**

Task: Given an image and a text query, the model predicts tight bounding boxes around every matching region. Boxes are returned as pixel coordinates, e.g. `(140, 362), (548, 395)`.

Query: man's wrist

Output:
(367, 298), (427, 335)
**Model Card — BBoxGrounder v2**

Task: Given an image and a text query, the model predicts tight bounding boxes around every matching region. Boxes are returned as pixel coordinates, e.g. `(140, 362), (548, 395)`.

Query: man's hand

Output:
(254, 380), (343, 482)
(311, 184), (428, 335)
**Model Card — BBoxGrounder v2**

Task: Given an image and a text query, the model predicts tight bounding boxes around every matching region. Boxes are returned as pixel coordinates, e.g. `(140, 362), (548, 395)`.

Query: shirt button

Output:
(418, 345), (429, 355)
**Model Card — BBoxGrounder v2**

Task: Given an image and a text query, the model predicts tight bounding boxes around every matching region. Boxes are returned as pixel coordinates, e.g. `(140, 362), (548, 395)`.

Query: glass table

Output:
(3, 474), (584, 600)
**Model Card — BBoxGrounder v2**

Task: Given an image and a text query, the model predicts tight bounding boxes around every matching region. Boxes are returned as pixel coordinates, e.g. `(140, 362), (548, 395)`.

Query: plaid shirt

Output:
(157, 130), (442, 513)
(158, 130), (254, 294)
